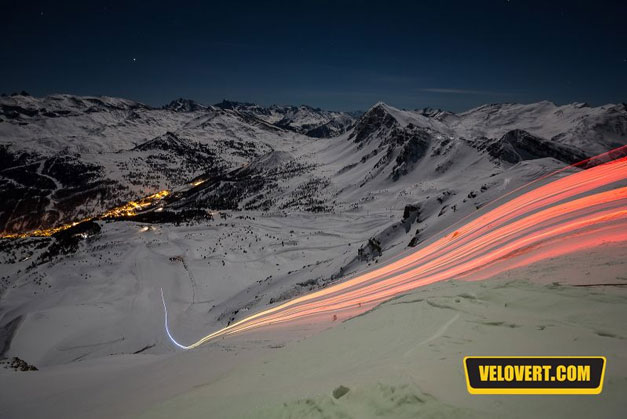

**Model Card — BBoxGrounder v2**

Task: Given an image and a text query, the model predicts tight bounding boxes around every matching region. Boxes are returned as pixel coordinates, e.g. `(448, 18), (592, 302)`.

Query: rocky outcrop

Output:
(485, 129), (587, 164)
(1, 356), (38, 372)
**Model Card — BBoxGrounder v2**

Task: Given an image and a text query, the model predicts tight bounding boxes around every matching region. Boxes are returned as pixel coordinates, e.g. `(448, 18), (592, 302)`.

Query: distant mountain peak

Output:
(349, 102), (399, 144)
(369, 101), (393, 111)
(570, 102), (589, 109)
(163, 98), (207, 112)
(214, 99), (258, 110)
(363, 102), (400, 118)
(213, 99), (356, 138)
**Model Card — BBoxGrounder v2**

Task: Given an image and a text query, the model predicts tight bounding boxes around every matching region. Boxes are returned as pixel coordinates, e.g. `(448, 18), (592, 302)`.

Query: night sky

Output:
(1, 0), (626, 112)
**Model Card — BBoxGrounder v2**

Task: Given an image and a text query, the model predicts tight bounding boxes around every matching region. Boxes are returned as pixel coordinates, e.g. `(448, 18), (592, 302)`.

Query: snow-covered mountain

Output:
(451, 101), (627, 155)
(0, 94), (311, 234)
(0, 93), (625, 371)
(214, 100), (356, 137)
(2, 94), (624, 236)
(162, 98), (210, 113)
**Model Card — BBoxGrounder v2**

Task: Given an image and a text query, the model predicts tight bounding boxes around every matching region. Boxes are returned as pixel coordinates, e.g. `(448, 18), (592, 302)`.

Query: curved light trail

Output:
(161, 288), (190, 350)
(163, 148), (627, 350)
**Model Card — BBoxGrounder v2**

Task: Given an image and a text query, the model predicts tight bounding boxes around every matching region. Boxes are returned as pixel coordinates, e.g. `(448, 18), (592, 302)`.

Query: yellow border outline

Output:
(463, 356), (606, 395)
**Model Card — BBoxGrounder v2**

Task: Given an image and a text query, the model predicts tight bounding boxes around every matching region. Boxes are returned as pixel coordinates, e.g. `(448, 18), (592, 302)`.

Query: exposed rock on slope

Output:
(481, 129), (587, 164)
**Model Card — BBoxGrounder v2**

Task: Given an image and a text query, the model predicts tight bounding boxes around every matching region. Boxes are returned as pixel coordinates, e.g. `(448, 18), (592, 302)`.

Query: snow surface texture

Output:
(0, 94), (626, 417)
(1, 247), (625, 418)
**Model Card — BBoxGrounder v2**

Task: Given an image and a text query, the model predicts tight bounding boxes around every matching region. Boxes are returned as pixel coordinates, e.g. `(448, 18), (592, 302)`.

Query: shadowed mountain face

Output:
(0, 94), (626, 236)
(483, 129), (587, 165)
(0, 145), (121, 233)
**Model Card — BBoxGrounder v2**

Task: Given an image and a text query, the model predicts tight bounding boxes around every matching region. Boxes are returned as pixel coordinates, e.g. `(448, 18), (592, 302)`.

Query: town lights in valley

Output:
(0, 190), (170, 239)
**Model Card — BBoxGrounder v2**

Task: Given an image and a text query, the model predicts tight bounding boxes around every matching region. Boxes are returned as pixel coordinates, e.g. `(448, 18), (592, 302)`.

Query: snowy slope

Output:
(0, 247), (625, 419)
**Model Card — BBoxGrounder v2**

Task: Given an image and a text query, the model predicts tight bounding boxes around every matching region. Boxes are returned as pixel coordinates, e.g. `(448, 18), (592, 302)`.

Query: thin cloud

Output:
(419, 88), (509, 96)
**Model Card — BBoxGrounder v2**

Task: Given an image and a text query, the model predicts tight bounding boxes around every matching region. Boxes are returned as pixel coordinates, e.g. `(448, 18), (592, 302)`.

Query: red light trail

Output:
(163, 148), (627, 349)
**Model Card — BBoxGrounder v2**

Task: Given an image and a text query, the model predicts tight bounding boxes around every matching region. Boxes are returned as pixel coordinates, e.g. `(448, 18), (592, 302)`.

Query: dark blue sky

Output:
(1, 0), (626, 111)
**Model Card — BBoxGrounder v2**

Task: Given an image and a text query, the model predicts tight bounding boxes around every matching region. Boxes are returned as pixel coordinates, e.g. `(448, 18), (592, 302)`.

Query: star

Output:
(132, 58), (137, 62)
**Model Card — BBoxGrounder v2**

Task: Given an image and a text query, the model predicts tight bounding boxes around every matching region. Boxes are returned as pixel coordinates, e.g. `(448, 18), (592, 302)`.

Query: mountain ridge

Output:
(1, 93), (625, 236)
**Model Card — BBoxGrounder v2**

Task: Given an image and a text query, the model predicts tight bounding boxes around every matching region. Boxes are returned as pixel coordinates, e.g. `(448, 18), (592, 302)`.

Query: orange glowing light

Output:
(162, 151), (627, 349)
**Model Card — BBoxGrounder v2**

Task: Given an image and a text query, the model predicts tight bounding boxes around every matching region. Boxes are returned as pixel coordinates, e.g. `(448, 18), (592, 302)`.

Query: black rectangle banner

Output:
(463, 356), (606, 394)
